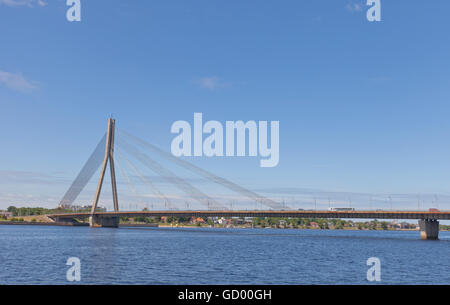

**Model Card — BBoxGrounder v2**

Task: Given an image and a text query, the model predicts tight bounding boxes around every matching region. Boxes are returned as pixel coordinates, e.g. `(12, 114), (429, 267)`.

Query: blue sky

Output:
(1, 0), (450, 211)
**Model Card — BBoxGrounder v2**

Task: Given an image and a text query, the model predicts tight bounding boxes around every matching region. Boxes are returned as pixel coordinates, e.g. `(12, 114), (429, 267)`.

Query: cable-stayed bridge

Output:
(48, 119), (450, 240)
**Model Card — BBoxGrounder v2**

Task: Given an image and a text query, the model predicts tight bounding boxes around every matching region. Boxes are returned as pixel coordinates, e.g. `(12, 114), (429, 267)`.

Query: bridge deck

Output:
(49, 210), (450, 220)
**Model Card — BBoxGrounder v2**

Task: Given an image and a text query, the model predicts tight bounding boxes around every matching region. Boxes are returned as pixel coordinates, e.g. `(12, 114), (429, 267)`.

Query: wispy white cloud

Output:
(346, 1), (364, 12)
(193, 76), (230, 90)
(0, 170), (67, 185)
(0, 70), (38, 92)
(0, 0), (47, 7)
(0, 192), (59, 209)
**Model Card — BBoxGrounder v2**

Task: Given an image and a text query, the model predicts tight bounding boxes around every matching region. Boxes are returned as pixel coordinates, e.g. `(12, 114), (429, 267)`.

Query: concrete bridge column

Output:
(89, 215), (120, 228)
(419, 219), (439, 240)
(54, 217), (77, 224)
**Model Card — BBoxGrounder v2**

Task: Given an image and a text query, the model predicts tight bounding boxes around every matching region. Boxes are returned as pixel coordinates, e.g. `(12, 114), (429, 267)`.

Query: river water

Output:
(0, 225), (449, 284)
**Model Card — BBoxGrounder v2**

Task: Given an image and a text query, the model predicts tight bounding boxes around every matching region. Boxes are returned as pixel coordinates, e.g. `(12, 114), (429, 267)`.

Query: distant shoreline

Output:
(0, 221), (155, 228)
(0, 221), (88, 226)
(1, 221), (441, 232)
(156, 224), (423, 231)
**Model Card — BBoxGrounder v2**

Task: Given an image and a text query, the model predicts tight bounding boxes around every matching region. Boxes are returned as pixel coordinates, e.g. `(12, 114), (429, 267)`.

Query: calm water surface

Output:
(0, 225), (449, 284)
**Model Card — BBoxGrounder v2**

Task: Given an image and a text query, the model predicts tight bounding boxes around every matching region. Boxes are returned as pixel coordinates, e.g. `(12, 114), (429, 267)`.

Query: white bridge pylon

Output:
(91, 118), (119, 214)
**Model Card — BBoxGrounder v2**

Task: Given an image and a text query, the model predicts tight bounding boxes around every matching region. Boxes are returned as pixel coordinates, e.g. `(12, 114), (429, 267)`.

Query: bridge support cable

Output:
(116, 137), (226, 210)
(117, 129), (284, 210)
(115, 152), (146, 209)
(58, 133), (106, 208)
(116, 149), (176, 210)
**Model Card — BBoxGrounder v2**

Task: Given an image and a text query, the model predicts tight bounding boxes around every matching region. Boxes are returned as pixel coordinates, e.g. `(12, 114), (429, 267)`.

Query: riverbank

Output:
(155, 223), (447, 231)
(1, 221), (448, 232)
(120, 223), (159, 227)
(0, 221), (88, 226)
(0, 221), (157, 227)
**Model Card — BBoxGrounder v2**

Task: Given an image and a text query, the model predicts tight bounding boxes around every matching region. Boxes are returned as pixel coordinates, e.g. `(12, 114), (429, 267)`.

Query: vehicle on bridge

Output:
(328, 207), (355, 212)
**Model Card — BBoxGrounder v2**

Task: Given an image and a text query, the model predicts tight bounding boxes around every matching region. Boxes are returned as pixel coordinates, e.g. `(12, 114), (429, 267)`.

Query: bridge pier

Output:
(89, 215), (119, 228)
(54, 217), (78, 224)
(419, 219), (439, 240)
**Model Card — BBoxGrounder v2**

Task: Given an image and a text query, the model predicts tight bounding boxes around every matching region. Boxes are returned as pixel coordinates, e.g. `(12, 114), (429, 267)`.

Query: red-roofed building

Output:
(309, 222), (319, 228)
